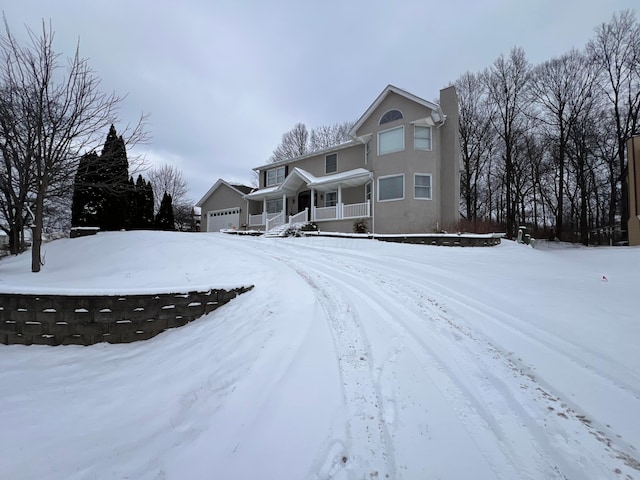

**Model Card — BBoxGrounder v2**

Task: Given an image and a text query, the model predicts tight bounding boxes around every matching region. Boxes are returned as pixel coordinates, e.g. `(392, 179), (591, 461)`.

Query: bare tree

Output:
(449, 11), (638, 244)
(484, 47), (531, 237)
(269, 122), (309, 163)
(269, 121), (357, 164)
(0, 17), (146, 272)
(587, 9), (640, 234)
(530, 49), (600, 239)
(309, 121), (355, 151)
(146, 163), (193, 230)
(147, 164), (189, 212)
(0, 87), (35, 254)
(456, 70), (493, 222)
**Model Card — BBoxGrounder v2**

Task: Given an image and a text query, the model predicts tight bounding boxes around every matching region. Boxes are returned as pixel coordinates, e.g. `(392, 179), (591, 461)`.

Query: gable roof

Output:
(196, 179), (254, 207)
(230, 184), (254, 195)
(253, 140), (360, 172)
(349, 84), (441, 137)
(245, 167), (372, 200)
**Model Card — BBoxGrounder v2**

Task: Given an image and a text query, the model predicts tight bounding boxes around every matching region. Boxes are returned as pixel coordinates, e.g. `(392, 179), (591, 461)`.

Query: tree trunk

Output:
(619, 139), (629, 238)
(9, 222), (22, 255)
(556, 130), (565, 239)
(578, 151), (589, 246)
(31, 185), (46, 273)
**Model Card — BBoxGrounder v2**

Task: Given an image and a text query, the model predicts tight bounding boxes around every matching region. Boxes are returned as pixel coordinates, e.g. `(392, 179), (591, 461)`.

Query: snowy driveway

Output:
(1, 232), (639, 479)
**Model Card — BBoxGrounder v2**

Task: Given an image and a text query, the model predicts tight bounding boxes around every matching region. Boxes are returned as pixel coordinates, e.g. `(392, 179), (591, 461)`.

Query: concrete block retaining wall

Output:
(0, 286), (253, 346)
(375, 234), (502, 246)
(303, 232), (503, 246)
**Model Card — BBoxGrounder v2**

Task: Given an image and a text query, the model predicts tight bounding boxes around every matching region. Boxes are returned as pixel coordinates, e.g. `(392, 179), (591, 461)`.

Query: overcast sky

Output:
(2, 1), (638, 203)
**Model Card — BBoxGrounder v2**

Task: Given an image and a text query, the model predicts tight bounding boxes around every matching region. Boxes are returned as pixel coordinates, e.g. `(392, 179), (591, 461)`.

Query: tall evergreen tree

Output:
(125, 175), (155, 229)
(142, 177), (155, 228)
(155, 192), (175, 230)
(125, 176), (140, 229)
(98, 125), (130, 230)
(70, 125), (131, 230)
(71, 152), (103, 227)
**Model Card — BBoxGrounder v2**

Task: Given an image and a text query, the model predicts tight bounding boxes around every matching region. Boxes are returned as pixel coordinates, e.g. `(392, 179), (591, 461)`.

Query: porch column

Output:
(371, 180), (375, 233)
(337, 184), (343, 219)
(310, 188), (316, 221)
(282, 193), (287, 218)
(262, 198), (267, 224)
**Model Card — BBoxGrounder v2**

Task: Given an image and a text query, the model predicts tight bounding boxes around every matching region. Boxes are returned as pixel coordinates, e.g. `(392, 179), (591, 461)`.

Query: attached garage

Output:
(197, 179), (254, 232)
(206, 208), (241, 232)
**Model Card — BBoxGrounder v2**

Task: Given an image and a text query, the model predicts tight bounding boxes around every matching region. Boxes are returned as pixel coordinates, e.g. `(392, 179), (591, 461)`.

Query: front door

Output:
(297, 190), (317, 214)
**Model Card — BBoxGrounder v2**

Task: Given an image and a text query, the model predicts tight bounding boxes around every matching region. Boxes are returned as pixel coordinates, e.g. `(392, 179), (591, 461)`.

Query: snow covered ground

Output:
(0, 231), (639, 479)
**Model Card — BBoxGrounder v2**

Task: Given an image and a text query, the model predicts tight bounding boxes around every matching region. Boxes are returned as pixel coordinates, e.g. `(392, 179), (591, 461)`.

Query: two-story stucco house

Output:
(197, 84), (460, 234)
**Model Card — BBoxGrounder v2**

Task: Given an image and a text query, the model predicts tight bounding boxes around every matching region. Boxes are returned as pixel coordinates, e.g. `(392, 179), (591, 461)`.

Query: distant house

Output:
(196, 180), (254, 232)
(198, 84), (461, 234)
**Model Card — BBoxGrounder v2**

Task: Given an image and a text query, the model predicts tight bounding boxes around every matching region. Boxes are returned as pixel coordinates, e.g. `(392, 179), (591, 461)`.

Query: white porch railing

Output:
(289, 208), (308, 225)
(249, 213), (264, 226)
(253, 201), (370, 231)
(343, 201), (370, 219)
(249, 212), (281, 227)
(266, 212), (285, 231)
(314, 206), (338, 221)
(312, 201), (370, 221)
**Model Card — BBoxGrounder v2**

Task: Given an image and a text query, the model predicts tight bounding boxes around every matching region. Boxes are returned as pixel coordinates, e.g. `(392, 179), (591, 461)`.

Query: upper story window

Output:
(414, 125), (432, 151)
(378, 126), (404, 156)
(379, 109), (403, 125)
(365, 140), (371, 164)
(266, 166), (286, 187)
(325, 153), (337, 174)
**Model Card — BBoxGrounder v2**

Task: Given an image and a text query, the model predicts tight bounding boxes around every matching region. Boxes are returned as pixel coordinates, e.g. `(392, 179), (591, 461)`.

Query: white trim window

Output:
(414, 174), (432, 199)
(378, 174), (404, 202)
(266, 166), (286, 187)
(365, 140), (371, 164)
(414, 125), (432, 151)
(266, 198), (283, 214)
(378, 126), (404, 156)
(325, 153), (337, 174)
(379, 109), (403, 125)
(325, 191), (338, 207)
(365, 181), (372, 203)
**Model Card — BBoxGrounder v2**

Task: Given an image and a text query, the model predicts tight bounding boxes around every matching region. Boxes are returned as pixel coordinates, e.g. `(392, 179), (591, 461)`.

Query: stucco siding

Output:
(208, 85), (461, 235)
(258, 143), (365, 188)
(374, 197), (440, 234)
(200, 184), (246, 232)
(354, 91), (448, 234)
(438, 86), (461, 227)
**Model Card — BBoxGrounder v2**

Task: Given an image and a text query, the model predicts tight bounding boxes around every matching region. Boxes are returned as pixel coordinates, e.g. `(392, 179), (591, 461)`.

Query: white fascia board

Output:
(350, 85), (440, 137)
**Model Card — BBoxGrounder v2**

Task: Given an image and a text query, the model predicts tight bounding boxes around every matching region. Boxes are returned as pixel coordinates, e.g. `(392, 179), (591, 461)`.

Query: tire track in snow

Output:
(316, 243), (640, 401)
(317, 253), (640, 479)
(274, 256), (395, 479)
(289, 253), (571, 479)
(214, 236), (638, 478)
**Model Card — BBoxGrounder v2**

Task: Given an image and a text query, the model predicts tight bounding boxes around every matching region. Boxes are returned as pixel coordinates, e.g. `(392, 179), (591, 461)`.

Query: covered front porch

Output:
(245, 167), (373, 232)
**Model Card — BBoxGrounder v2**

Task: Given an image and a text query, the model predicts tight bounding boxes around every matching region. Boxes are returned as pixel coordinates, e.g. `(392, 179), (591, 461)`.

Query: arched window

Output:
(379, 109), (403, 125)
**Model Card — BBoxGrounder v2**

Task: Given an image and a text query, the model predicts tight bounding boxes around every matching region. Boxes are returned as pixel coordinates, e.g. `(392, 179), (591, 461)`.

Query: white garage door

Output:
(206, 208), (241, 232)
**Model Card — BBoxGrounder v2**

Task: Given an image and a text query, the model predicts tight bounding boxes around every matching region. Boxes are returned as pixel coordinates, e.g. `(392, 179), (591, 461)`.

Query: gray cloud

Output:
(2, 0), (636, 202)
